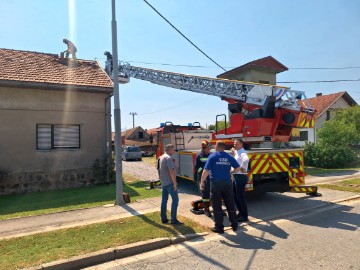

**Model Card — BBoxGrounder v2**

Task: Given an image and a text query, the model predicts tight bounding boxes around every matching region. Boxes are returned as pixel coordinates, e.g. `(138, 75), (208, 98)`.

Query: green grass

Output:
(0, 173), (161, 220)
(319, 178), (360, 193)
(0, 212), (207, 270)
(142, 156), (157, 166)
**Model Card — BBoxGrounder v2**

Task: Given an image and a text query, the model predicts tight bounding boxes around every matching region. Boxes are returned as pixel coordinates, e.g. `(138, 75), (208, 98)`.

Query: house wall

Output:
(0, 86), (112, 194)
(315, 97), (350, 142)
(289, 128), (315, 147)
(221, 69), (276, 84)
(249, 69), (276, 84)
(127, 127), (150, 140)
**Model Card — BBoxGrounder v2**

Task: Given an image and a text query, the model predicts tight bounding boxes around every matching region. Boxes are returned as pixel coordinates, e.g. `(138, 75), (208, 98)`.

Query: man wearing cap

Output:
(192, 140), (212, 217)
(200, 140), (241, 233)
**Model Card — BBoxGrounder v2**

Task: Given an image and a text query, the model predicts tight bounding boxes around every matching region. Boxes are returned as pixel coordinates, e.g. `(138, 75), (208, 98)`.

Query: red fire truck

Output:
(115, 63), (320, 196)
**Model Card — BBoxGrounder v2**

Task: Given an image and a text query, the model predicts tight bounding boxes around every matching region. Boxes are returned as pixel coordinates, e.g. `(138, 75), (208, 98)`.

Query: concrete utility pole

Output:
(112, 0), (125, 206)
(129, 112), (137, 128)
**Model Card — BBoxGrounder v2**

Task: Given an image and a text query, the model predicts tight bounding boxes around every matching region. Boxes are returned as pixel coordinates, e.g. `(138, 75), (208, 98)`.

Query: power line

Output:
(278, 79), (360, 84)
(95, 57), (360, 71)
(290, 67), (360, 70)
(142, 0), (227, 72)
(125, 61), (360, 70)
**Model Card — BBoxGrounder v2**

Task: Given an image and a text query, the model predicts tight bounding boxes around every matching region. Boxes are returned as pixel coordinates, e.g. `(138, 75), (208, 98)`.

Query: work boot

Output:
(211, 227), (224, 234)
(203, 201), (212, 217)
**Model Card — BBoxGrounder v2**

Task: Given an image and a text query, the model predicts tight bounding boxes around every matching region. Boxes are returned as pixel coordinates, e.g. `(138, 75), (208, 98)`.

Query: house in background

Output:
(217, 55), (288, 84)
(0, 48), (113, 195)
(290, 91), (357, 147)
(217, 56), (288, 148)
(112, 126), (155, 155)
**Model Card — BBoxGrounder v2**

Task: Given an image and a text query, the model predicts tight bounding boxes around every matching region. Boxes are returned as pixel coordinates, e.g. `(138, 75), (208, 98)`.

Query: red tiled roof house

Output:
(0, 48), (113, 194)
(291, 91), (357, 146)
(111, 126), (156, 155)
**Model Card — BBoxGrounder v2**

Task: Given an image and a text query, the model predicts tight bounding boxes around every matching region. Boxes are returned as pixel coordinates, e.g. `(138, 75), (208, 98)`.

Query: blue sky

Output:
(1, 0), (359, 130)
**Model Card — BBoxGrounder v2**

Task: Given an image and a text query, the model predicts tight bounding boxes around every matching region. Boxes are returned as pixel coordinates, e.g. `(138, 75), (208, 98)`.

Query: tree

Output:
(207, 121), (229, 131)
(304, 105), (360, 168)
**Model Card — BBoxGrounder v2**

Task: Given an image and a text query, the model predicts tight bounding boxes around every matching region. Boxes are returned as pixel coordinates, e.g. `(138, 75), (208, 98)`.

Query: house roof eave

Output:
(0, 80), (113, 94)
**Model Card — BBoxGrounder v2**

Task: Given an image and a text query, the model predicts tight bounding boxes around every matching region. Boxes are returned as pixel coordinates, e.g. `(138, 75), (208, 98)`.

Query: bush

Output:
(304, 142), (356, 168)
(304, 106), (360, 168)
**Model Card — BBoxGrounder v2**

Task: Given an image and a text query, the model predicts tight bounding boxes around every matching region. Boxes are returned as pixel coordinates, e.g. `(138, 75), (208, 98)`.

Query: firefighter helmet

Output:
(202, 140), (212, 148)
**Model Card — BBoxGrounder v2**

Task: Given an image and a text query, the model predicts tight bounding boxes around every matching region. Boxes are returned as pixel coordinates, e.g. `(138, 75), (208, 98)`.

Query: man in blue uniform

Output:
(200, 140), (240, 233)
(191, 140), (212, 217)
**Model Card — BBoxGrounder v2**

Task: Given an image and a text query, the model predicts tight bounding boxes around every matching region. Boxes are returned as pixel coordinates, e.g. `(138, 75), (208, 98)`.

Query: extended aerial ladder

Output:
(113, 63), (316, 143)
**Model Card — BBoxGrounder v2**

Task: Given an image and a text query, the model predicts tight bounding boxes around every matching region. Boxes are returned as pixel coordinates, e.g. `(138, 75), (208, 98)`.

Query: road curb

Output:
(27, 233), (208, 270)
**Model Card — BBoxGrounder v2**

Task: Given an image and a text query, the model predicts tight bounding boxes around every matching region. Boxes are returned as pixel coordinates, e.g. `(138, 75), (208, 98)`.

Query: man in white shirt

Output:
(232, 139), (249, 222)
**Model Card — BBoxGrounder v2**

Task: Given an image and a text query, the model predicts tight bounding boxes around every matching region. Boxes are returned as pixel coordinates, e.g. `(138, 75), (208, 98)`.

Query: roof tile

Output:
(299, 92), (345, 117)
(0, 48), (113, 90)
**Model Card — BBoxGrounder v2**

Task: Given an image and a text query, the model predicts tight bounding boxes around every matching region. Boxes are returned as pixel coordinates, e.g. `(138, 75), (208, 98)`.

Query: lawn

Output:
(142, 155), (157, 166)
(0, 173), (161, 220)
(0, 212), (207, 270)
(319, 178), (360, 193)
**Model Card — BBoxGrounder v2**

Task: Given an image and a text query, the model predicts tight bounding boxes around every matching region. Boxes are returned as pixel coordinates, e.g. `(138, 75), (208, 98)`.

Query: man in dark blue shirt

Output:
(200, 140), (240, 233)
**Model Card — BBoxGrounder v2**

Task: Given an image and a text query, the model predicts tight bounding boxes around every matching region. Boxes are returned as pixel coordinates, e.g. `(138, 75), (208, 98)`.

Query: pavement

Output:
(1, 171), (359, 270)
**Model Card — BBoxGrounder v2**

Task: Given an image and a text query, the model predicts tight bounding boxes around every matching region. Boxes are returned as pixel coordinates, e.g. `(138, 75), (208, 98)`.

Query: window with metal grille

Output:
(37, 124), (80, 150)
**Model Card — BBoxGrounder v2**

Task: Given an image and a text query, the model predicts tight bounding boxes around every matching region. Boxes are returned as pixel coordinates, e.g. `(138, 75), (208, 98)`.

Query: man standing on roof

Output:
(232, 139), (250, 222)
(63, 38), (77, 60)
(104, 51), (113, 74)
(200, 140), (240, 233)
(191, 140), (212, 217)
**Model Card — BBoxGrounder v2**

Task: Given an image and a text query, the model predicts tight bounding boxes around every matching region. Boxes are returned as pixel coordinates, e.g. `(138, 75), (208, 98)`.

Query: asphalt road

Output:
(86, 199), (360, 270)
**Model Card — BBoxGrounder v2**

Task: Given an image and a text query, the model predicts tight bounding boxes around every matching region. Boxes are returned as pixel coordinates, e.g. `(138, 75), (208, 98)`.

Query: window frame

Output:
(326, 111), (331, 121)
(299, 130), (308, 141)
(36, 124), (81, 150)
